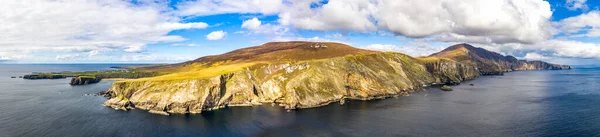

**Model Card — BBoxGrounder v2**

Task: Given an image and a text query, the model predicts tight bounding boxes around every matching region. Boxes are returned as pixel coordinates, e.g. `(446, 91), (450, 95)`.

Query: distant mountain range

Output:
(102, 41), (571, 115)
(430, 43), (571, 75)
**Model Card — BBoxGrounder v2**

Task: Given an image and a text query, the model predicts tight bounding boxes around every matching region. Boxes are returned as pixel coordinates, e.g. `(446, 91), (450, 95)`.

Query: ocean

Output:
(0, 64), (599, 136)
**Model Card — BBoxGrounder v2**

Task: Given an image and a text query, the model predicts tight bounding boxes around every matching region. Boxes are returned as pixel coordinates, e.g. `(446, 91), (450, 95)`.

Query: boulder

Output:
(440, 85), (453, 91)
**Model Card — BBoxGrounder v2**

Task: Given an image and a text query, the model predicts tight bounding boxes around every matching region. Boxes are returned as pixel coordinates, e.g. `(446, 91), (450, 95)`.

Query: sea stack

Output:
(70, 76), (101, 85)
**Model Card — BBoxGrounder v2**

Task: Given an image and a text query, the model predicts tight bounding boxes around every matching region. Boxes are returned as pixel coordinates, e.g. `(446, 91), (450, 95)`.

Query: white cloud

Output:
(0, 0), (208, 61)
(240, 17), (290, 36)
(278, 0), (553, 44)
(55, 54), (81, 60)
(206, 31), (227, 40)
(242, 18), (262, 30)
(362, 41), (445, 57)
(554, 11), (600, 37)
(123, 44), (147, 53)
(0, 56), (11, 61)
(279, 0), (378, 32)
(0, 0), (597, 64)
(176, 0), (284, 16)
(523, 52), (549, 60)
(474, 40), (600, 60)
(566, 0), (588, 11)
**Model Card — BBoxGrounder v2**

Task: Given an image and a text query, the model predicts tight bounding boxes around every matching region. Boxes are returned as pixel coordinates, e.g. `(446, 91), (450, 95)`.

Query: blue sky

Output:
(1, 0), (600, 65)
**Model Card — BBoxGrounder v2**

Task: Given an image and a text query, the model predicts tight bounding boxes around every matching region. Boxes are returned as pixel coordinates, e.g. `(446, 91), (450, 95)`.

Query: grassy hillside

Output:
(429, 43), (570, 73)
(23, 70), (160, 80)
(127, 42), (378, 81)
(102, 41), (570, 114)
(134, 41), (377, 73)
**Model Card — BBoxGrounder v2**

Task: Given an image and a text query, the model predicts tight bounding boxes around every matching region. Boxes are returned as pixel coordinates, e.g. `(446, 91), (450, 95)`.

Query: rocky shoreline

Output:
(101, 53), (481, 115)
(99, 42), (571, 115)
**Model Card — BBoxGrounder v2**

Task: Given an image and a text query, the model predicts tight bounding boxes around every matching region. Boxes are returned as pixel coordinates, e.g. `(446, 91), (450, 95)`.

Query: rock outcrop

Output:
(70, 76), (101, 85)
(23, 74), (66, 79)
(102, 42), (570, 114)
(104, 53), (478, 114)
(430, 43), (571, 75)
(440, 85), (453, 91)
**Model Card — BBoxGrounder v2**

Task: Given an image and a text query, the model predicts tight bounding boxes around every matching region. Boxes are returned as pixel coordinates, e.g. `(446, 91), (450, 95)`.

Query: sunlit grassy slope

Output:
(125, 41), (377, 82)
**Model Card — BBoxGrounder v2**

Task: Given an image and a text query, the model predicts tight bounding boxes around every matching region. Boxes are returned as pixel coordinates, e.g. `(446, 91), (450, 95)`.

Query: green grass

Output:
(23, 70), (161, 79)
(78, 76), (97, 79)
(134, 42), (377, 73)
(122, 62), (260, 82)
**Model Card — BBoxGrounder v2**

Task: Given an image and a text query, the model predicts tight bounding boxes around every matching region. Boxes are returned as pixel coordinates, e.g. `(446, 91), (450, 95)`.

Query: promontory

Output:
(102, 41), (570, 114)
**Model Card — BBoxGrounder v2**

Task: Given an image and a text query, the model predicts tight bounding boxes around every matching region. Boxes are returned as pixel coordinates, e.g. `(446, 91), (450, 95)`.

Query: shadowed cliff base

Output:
(101, 42), (571, 115)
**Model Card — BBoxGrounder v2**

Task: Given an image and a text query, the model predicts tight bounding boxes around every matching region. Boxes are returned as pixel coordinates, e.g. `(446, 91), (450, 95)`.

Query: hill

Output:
(135, 41), (376, 73)
(430, 43), (571, 74)
(102, 42), (570, 115)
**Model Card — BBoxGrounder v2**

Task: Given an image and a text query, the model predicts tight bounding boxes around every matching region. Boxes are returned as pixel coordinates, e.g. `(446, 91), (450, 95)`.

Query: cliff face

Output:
(70, 76), (101, 85)
(431, 44), (571, 75)
(102, 42), (569, 114)
(515, 60), (572, 70)
(104, 52), (479, 114)
(419, 58), (480, 84)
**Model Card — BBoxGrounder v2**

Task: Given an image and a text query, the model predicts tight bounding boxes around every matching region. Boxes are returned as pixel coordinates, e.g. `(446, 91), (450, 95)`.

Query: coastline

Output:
(99, 42), (571, 115)
(101, 52), (480, 114)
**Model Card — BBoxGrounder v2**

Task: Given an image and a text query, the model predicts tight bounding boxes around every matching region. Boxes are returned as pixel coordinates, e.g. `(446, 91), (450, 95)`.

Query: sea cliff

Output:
(102, 42), (570, 114)
(70, 76), (101, 85)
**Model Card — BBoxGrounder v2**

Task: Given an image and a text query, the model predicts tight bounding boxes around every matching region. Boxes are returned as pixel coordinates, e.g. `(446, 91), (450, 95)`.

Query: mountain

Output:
(430, 43), (571, 75)
(103, 42), (569, 115)
(135, 41), (375, 73)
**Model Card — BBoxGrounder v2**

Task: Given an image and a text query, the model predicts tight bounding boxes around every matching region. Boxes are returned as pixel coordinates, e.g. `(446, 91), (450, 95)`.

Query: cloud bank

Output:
(277, 0), (553, 44)
(0, 0), (208, 61)
(1, 0), (599, 64)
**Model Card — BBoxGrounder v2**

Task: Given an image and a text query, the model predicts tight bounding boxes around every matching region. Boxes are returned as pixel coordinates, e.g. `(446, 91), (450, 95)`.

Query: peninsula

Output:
(22, 70), (160, 85)
(101, 42), (571, 115)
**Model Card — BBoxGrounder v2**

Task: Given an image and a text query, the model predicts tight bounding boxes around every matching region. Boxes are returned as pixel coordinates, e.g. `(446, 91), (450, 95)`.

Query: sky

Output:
(1, 0), (600, 65)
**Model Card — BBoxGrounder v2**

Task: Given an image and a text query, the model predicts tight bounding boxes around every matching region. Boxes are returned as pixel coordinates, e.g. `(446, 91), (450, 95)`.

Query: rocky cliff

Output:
(430, 44), (571, 75)
(102, 42), (569, 115)
(70, 76), (101, 85)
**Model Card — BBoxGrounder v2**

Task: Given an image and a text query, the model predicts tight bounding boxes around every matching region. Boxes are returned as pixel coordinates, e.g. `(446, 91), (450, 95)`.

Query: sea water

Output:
(0, 64), (599, 136)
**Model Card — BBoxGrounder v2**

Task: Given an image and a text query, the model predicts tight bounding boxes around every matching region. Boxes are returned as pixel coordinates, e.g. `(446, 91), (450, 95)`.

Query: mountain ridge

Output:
(431, 43), (571, 74)
(102, 41), (570, 115)
(135, 41), (376, 73)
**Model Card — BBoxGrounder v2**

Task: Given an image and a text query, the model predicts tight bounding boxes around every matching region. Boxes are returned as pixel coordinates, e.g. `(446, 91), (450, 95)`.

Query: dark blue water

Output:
(0, 64), (599, 137)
